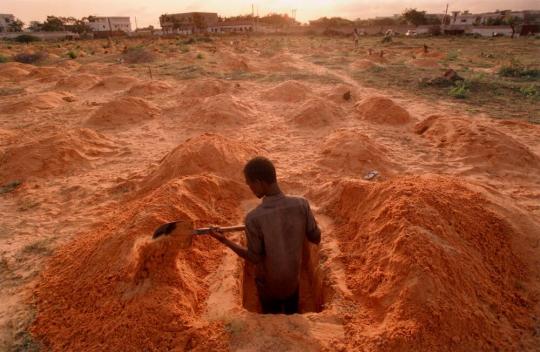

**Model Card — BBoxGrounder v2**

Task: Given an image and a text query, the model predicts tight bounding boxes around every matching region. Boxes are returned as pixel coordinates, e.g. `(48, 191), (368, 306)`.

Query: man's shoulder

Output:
(284, 195), (309, 208)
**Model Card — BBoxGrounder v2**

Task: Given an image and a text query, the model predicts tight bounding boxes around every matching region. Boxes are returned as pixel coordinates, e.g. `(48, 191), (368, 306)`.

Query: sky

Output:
(3, 0), (539, 28)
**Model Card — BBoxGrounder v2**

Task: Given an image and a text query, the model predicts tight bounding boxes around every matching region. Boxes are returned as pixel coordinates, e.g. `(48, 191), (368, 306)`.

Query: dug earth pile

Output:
(0, 128), (118, 182)
(318, 175), (533, 351)
(32, 175), (245, 351)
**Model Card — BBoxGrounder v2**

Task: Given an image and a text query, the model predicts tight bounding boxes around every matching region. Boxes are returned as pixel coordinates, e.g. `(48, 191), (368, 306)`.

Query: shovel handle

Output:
(193, 225), (245, 235)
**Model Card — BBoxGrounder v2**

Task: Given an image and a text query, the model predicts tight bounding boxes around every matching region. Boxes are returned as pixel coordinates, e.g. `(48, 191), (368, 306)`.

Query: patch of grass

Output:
(13, 51), (48, 64)
(446, 50), (459, 61)
(196, 53), (204, 60)
(0, 180), (22, 194)
(499, 62), (540, 79)
(449, 81), (470, 99)
(224, 319), (246, 336)
(122, 46), (156, 64)
(8, 304), (42, 352)
(261, 72), (343, 85)
(17, 199), (40, 212)
(0, 54), (8, 63)
(0, 87), (24, 97)
(66, 50), (77, 59)
(519, 85), (538, 98)
(21, 239), (53, 256)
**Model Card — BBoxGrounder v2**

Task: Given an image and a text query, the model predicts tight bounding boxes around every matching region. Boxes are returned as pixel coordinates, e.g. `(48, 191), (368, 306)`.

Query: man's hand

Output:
(208, 228), (226, 243)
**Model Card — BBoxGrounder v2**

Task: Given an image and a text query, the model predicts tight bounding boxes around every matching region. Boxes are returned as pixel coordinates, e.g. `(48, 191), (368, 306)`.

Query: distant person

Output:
(209, 157), (321, 315)
(353, 28), (361, 48)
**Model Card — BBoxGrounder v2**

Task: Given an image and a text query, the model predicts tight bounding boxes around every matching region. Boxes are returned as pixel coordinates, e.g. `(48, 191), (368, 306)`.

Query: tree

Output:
(259, 13), (299, 27)
(28, 21), (43, 32)
(506, 16), (523, 38)
(40, 16), (65, 31)
(309, 17), (354, 28)
(402, 8), (428, 26)
(65, 17), (92, 33)
(7, 19), (24, 32)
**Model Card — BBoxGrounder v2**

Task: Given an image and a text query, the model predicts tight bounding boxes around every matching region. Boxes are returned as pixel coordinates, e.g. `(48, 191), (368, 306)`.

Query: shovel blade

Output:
(152, 220), (193, 243)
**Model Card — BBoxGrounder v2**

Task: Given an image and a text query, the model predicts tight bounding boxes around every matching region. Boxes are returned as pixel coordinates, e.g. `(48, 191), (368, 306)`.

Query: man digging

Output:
(209, 157), (321, 315)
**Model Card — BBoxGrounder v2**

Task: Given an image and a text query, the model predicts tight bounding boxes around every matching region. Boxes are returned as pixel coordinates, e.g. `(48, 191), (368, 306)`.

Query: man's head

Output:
(243, 157), (277, 198)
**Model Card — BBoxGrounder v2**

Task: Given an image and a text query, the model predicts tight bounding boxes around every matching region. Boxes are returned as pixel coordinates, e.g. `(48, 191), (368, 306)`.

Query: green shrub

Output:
(446, 51), (459, 61)
(196, 53), (204, 60)
(14, 34), (41, 43)
(499, 62), (540, 79)
(0, 54), (8, 63)
(519, 85), (538, 97)
(67, 50), (77, 59)
(449, 81), (470, 99)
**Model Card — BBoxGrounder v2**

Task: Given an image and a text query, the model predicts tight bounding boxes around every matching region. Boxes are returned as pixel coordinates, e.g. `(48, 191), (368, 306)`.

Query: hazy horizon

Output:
(3, 0), (539, 28)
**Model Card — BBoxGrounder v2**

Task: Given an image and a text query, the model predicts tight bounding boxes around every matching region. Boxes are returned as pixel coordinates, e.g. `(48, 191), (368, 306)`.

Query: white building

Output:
(87, 17), (132, 32)
(0, 14), (16, 32)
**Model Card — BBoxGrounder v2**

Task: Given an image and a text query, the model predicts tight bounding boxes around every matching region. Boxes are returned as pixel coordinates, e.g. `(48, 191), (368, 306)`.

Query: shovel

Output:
(152, 220), (245, 248)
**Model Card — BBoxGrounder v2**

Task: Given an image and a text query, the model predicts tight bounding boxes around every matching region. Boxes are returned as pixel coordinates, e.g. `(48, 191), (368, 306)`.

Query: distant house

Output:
(87, 17), (132, 33)
(446, 9), (540, 35)
(0, 14), (16, 32)
(160, 12), (219, 34)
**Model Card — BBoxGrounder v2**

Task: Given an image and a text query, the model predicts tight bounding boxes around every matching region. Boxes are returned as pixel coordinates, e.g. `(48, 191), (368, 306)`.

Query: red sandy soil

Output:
(0, 37), (538, 352)
(85, 97), (161, 129)
(317, 175), (533, 351)
(0, 128), (118, 182)
(288, 97), (343, 128)
(355, 96), (412, 125)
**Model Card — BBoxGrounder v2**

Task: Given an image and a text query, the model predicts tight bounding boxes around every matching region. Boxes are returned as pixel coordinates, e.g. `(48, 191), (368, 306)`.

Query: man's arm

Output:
(209, 220), (263, 264)
(305, 200), (321, 245)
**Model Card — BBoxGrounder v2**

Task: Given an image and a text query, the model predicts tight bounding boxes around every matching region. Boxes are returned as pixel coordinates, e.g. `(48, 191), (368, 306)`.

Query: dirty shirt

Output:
(244, 193), (321, 300)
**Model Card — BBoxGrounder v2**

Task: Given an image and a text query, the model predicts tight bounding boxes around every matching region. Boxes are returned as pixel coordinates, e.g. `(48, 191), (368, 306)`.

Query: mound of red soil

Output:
(0, 91), (75, 114)
(355, 96), (411, 125)
(128, 80), (174, 96)
(351, 59), (378, 70)
(58, 60), (81, 70)
(86, 97), (160, 129)
(0, 128), (118, 182)
(182, 79), (231, 98)
(415, 116), (540, 176)
(77, 62), (107, 73)
(26, 66), (67, 82)
(410, 58), (440, 68)
(324, 84), (359, 104)
(288, 98), (343, 128)
(32, 175), (243, 351)
(221, 53), (250, 71)
(185, 94), (255, 127)
(78, 63), (132, 76)
(141, 133), (260, 191)
(55, 73), (101, 90)
(318, 129), (396, 176)
(320, 175), (532, 351)
(0, 128), (17, 146)
(263, 80), (311, 103)
(91, 74), (140, 91)
(0, 65), (30, 80)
